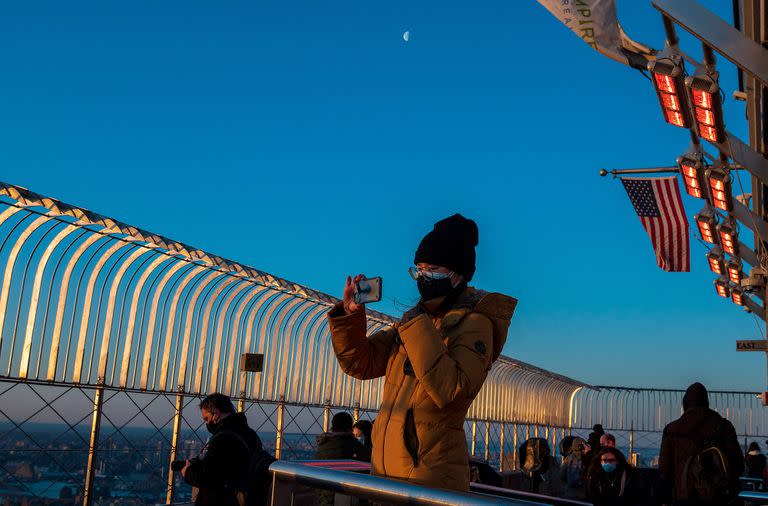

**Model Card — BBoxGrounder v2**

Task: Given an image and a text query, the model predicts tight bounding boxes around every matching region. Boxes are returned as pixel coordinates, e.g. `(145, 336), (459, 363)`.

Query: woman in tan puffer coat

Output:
(327, 214), (516, 492)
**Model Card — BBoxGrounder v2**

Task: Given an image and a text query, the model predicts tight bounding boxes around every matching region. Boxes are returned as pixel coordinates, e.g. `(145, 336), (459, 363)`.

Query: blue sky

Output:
(1, 1), (763, 391)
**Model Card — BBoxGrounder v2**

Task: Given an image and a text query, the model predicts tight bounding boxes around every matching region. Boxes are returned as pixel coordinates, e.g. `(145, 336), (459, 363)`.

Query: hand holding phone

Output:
(354, 276), (382, 304)
(343, 274), (382, 315)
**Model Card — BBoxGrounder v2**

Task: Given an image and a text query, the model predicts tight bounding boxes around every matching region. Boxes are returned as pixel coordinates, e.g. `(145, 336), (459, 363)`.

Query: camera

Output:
(171, 460), (186, 472)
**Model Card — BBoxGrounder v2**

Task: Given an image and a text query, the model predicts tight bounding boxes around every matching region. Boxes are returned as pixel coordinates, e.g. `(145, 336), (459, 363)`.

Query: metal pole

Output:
(662, 14), (679, 47)
(237, 397), (245, 413)
(323, 401), (331, 433)
(512, 424), (518, 471)
(471, 420), (477, 457)
(353, 403), (360, 423)
(275, 397), (285, 460)
(166, 393), (184, 505)
(629, 424), (634, 461)
(484, 420), (490, 463)
(599, 166), (679, 178)
(83, 386), (104, 506)
(499, 423), (505, 472)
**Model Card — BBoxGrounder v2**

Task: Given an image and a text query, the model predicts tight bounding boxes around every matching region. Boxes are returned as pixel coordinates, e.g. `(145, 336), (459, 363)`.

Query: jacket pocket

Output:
(403, 408), (419, 467)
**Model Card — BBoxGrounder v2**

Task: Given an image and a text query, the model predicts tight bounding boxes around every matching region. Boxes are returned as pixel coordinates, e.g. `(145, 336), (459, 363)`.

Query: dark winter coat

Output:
(587, 468), (642, 506)
(658, 383), (744, 505)
(745, 451), (766, 479)
(586, 449), (643, 506)
(184, 412), (263, 506)
(315, 431), (371, 461)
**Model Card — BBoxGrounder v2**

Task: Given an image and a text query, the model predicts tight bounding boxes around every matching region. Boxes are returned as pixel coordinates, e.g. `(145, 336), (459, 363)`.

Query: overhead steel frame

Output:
(0, 181), (589, 501)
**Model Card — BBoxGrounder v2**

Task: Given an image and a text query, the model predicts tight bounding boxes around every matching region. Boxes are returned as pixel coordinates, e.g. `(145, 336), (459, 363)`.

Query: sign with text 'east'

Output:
(736, 340), (768, 351)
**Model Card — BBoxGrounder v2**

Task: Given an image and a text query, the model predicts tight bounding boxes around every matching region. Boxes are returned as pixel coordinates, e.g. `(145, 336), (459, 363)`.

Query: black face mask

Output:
(416, 276), (454, 301)
(206, 421), (218, 434)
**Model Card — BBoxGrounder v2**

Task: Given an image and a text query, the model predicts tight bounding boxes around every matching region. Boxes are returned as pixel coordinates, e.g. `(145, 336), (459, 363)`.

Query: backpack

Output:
(217, 430), (276, 506)
(519, 438), (550, 477)
(680, 423), (732, 503)
(243, 448), (277, 506)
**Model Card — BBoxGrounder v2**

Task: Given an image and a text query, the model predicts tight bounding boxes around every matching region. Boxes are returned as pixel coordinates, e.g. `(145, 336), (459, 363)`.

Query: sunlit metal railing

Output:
(0, 181), (586, 505)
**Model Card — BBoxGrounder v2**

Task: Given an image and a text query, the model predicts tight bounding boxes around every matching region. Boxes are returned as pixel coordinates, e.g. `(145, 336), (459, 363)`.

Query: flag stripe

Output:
(621, 176), (690, 272)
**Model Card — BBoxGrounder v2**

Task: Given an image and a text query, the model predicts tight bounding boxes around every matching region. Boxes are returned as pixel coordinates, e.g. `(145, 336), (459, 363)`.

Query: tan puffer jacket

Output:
(327, 287), (516, 491)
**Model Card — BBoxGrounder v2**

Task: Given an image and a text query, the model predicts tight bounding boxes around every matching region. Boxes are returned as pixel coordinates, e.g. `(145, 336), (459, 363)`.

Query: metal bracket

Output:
(652, 0), (768, 86)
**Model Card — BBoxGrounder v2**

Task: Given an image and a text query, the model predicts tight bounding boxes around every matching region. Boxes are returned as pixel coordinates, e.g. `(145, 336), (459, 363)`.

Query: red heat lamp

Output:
(714, 278), (730, 298)
(694, 210), (718, 244)
(726, 259), (742, 284)
(706, 250), (724, 275)
(685, 72), (726, 144)
(678, 155), (706, 199)
(717, 222), (738, 256)
(731, 286), (745, 306)
(706, 168), (733, 212)
(648, 55), (690, 129)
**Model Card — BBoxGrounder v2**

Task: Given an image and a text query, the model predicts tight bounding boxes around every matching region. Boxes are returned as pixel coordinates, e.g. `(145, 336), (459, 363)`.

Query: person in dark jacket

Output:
(658, 382), (744, 505)
(182, 393), (264, 506)
(316, 412), (370, 461)
(586, 447), (642, 506)
(745, 441), (766, 479)
(352, 419), (373, 455)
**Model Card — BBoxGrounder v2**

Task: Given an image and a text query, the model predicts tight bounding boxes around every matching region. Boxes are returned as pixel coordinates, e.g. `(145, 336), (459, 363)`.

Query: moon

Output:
(403, 31), (410, 42)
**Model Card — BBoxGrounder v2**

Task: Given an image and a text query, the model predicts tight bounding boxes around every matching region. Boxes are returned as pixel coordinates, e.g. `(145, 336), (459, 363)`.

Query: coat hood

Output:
(216, 411), (249, 433)
(440, 288), (517, 361)
(683, 382), (709, 411)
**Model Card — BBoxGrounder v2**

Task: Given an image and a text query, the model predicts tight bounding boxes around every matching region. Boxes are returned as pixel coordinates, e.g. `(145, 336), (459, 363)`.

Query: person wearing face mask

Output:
(182, 393), (265, 506)
(586, 447), (642, 506)
(328, 214), (517, 491)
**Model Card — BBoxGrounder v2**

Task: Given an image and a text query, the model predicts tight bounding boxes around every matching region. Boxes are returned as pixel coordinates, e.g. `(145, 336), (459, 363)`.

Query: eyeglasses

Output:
(408, 266), (453, 281)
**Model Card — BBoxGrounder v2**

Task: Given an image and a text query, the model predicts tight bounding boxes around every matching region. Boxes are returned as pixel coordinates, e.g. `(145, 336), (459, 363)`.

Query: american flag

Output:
(621, 177), (690, 272)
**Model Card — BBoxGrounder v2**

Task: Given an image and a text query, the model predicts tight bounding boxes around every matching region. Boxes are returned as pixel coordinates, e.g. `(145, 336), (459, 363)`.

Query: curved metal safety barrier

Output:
(570, 386), (768, 434)
(0, 181), (586, 424)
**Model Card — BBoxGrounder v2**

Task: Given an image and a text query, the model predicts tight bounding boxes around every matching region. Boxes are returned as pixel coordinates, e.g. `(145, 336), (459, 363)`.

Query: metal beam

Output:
(733, 199), (768, 242)
(83, 386), (104, 506)
(653, 0), (768, 86)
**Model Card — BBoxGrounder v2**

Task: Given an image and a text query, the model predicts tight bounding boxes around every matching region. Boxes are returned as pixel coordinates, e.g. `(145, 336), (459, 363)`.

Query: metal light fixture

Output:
(717, 221), (738, 255)
(678, 154), (706, 199)
(706, 249), (725, 275)
(726, 259), (743, 284)
(648, 53), (691, 129)
(694, 209), (718, 244)
(685, 71), (726, 144)
(731, 286), (745, 306)
(706, 168), (733, 212)
(714, 278), (730, 298)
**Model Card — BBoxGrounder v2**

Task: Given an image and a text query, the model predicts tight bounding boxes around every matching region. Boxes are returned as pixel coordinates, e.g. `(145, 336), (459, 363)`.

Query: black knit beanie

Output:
(414, 214), (479, 281)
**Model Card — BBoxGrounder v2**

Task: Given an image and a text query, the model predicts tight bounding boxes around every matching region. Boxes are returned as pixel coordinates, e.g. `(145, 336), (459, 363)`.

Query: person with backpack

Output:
(658, 382), (744, 506)
(561, 437), (588, 500)
(586, 447), (643, 506)
(182, 393), (273, 506)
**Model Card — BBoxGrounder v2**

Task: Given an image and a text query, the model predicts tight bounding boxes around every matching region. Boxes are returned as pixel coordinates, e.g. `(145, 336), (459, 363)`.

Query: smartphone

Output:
(354, 277), (382, 304)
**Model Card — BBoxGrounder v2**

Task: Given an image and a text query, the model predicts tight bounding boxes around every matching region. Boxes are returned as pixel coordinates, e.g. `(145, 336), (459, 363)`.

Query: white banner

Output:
(536, 0), (651, 66)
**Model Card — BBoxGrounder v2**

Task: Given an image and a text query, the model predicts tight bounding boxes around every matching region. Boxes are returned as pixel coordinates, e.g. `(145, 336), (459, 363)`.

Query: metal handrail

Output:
(739, 490), (768, 503)
(268, 461), (547, 505)
(471, 483), (592, 506)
